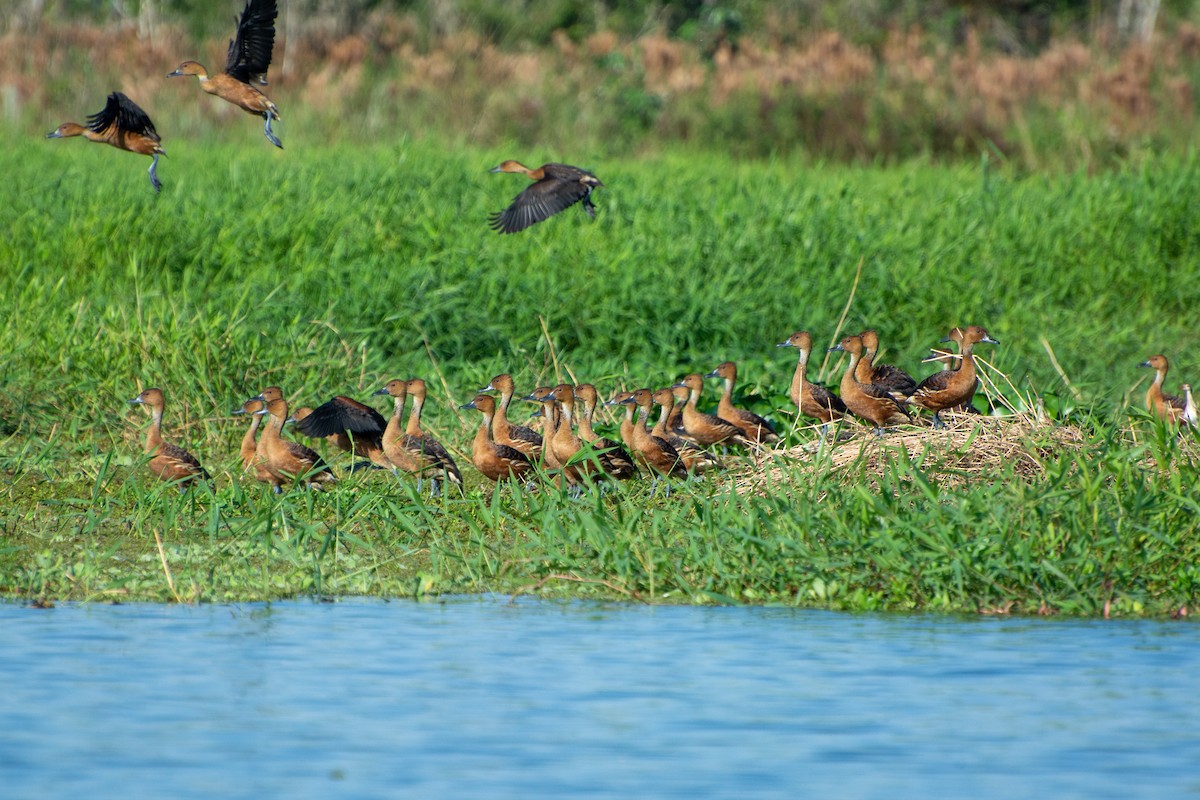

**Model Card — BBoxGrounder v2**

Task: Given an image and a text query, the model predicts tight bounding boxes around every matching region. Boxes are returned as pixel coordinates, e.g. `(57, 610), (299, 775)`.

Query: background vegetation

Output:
(2, 1), (1198, 168)
(0, 1), (1197, 614)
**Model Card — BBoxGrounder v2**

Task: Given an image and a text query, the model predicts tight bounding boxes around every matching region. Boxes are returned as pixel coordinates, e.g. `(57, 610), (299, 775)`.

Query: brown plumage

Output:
(672, 373), (750, 448)
(47, 92), (165, 192)
(831, 335), (912, 432)
(402, 378), (463, 494)
(705, 361), (779, 445)
(622, 389), (688, 481)
(525, 386), (565, 474)
(481, 373), (543, 460)
(650, 389), (721, 474)
(856, 329), (917, 401)
(167, 0), (282, 148)
(461, 394), (534, 483)
(607, 391), (639, 470)
(128, 387), (210, 489)
(549, 384), (592, 487)
(909, 326), (999, 427)
(232, 398), (273, 484)
(254, 397), (336, 492)
(777, 331), (847, 429)
(292, 395), (391, 469)
(488, 161), (603, 233)
(1139, 354), (1187, 425)
(376, 378), (462, 495)
(573, 384), (638, 481)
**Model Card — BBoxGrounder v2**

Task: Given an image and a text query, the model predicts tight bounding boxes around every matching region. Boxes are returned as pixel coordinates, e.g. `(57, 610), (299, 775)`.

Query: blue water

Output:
(1, 598), (1197, 799)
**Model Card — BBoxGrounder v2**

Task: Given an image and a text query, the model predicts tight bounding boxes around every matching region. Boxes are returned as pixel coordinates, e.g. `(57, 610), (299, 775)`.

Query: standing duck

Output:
(830, 335), (912, 433)
(857, 330), (917, 401)
(481, 373), (543, 460)
(1139, 354), (1187, 425)
(232, 398), (273, 484)
(168, 0), (282, 148)
(621, 389), (688, 486)
(651, 388), (721, 474)
(672, 373), (750, 448)
(460, 394), (534, 483)
(573, 384), (638, 481)
(128, 387), (210, 489)
(908, 326), (999, 427)
(292, 394), (390, 469)
(777, 331), (847, 434)
(705, 361), (779, 445)
(254, 397), (336, 492)
(47, 92), (165, 192)
(488, 161), (603, 233)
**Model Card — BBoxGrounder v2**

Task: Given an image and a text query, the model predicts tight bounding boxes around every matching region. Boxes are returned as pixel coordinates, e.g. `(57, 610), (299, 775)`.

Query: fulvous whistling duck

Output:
(292, 395), (391, 469)
(705, 361), (780, 445)
(1139, 354), (1187, 425)
(249, 398), (333, 491)
(525, 386), (565, 473)
(47, 92), (165, 192)
(375, 379), (419, 475)
(573, 384), (638, 480)
(831, 335), (912, 432)
(168, 0), (282, 149)
(606, 390), (639, 467)
(651, 388), (721, 474)
(481, 373), (543, 459)
(672, 373), (750, 448)
(460, 394), (535, 483)
(376, 378), (462, 495)
(128, 387), (210, 489)
(621, 389), (688, 483)
(908, 326), (999, 427)
(856, 330), (917, 401)
(488, 161), (603, 233)
(777, 331), (847, 433)
(549, 384), (592, 487)
(254, 397), (336, 492)
(232, 398), (273, 484)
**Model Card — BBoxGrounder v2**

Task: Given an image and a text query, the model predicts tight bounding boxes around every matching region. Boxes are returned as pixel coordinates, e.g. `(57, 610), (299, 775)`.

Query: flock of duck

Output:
(45, 0), (602, 233)
(128, 324), (1196, 495)
(127, 325), (1001, 494)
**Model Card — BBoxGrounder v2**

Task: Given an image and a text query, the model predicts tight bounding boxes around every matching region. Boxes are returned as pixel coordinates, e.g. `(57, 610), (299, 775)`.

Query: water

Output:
(1, 597), (1197, 799)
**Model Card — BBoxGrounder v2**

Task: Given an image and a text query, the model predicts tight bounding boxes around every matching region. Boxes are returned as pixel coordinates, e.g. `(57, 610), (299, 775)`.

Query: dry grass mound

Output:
(731, 410), (1088, 496)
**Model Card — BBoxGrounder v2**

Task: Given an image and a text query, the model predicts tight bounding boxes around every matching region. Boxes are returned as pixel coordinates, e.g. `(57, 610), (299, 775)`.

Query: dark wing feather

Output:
(912, 370), (953, 397)
(809, 384), (848, 414)
(225, 0), (278, 82)
(1165, 393), (1187, 411)
(159, 442), (209, 479)
(405, 435), (463, 484)
(874, 363), (918, 396)
(494, 443), (533, 467)
(489, 179), (592, 233)
(88, 92), (159, 140)
(507, 423), (544, 449)
(593, 437), (637, 479)
(294, 396), (386, 439)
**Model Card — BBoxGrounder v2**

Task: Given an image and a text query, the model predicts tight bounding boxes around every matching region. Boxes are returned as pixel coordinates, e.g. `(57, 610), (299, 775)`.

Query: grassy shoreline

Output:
(1, 139), (1198, 615)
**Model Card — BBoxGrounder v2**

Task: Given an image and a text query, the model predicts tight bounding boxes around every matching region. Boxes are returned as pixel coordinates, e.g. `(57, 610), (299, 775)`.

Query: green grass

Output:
(2, 134), (1198, 614)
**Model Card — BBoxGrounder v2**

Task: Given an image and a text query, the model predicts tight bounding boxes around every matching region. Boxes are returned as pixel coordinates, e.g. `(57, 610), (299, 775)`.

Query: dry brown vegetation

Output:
(4, 13), (1197, 167)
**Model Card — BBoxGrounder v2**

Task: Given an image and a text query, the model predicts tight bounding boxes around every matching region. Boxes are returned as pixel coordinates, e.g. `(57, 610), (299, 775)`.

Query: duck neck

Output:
(405, 396), (423, 437)
(240, 416), (262, 464)
(384, 396), (406, 444)
(144, 406), (164, 453)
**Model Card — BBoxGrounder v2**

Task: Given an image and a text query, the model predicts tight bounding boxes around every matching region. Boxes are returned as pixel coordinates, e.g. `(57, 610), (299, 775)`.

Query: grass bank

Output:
(1, 137), (1197, 614)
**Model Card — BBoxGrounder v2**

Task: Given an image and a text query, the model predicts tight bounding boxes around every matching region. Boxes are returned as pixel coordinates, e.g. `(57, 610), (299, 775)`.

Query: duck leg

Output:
(581, 195), (596, 219)
(148, 154), (162, 193)
(263, 112), (283, 149)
